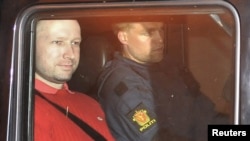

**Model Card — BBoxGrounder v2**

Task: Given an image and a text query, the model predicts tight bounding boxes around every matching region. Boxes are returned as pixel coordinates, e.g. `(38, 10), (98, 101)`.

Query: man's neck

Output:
(35, 73), (63, 89)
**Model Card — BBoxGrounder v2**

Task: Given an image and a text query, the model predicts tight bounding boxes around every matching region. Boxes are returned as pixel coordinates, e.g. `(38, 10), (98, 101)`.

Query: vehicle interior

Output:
(65, 4), (236, 116)
(6, 1), (240, 140)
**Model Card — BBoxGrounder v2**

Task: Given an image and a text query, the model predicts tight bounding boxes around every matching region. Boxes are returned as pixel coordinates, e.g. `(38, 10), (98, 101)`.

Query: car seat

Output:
(68, 34), (117, 99)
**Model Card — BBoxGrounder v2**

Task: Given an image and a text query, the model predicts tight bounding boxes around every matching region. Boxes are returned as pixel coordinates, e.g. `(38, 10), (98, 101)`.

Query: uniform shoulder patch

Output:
(114, 81), (128, 96)
(127, 103), (157, 133)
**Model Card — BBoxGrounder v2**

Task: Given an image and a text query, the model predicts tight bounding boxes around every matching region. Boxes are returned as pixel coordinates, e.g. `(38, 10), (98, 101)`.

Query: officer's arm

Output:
(101, 80), (158, 141)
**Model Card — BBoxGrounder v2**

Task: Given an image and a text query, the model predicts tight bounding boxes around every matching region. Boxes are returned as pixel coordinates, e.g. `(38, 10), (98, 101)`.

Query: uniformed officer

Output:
(97, 22), (229, 141)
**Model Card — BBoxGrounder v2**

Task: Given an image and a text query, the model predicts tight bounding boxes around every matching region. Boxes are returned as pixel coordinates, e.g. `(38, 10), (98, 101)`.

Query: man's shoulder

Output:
(101, 64), (142, 88)
(105, 58), (133, 72)
(97, 59), (149, 97)
(99, 59), (137, 81)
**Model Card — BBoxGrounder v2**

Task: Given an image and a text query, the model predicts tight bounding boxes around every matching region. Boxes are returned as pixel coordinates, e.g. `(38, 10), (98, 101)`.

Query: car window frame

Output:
(7, 1), (240, 141)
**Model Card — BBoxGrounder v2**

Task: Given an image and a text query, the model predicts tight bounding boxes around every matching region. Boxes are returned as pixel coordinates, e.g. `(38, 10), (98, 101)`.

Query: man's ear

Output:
(117, 31), (128, 44)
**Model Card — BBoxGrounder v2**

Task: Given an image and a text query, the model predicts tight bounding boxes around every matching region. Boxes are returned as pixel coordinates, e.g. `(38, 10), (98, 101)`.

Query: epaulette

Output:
(114, 81), (128, 96)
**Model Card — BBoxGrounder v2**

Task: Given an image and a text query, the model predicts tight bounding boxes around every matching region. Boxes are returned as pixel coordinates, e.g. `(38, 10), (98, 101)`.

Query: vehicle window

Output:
(8, 1), (239, 141)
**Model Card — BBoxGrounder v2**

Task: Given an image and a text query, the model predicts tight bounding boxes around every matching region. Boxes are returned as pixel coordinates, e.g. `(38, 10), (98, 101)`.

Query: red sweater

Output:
(34, 79), (114, 141)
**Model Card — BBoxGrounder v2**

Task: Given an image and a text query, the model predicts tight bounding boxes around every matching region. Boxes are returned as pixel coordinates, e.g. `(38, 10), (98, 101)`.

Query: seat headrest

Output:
(68, 35), (115, 97)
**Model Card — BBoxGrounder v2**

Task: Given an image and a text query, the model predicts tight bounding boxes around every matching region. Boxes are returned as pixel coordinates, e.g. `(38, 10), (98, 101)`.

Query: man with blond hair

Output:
(35, 19), (114, 141)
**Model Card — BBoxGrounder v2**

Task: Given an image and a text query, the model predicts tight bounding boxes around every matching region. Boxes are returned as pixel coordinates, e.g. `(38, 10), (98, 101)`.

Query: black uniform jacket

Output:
(97, 52), (229, 141)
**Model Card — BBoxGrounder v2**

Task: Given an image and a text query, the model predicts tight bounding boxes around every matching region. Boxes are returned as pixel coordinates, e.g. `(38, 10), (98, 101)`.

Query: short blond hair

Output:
(112, 22), (133, 35)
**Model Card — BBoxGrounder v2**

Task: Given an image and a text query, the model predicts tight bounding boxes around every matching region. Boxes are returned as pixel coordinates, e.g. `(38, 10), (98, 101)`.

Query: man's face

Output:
(36, 20), (81, 84)
(119, 22), (164, 64)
